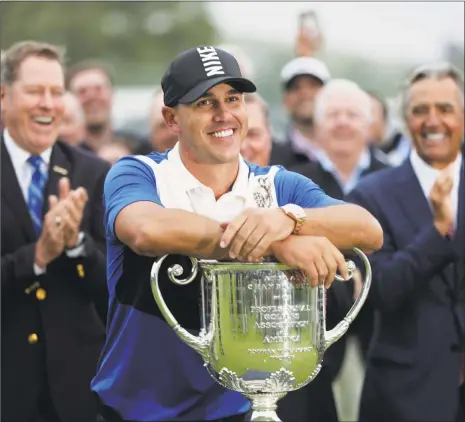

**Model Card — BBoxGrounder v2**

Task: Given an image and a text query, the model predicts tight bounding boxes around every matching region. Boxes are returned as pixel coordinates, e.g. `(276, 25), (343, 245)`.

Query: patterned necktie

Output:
(27, 156), (47, 235)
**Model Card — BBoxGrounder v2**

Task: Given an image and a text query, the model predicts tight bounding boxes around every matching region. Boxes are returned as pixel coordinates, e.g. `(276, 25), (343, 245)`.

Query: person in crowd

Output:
(348, 62), (464, 422)
(59, 91), (86, 147)
(270, 56), (330, 167)
(366, 91), (391, 165)
(291, 80), (389, 197)
(148, 88), (178, 153)
(1, 41), (110, 422)
(91, 45), (383, 422)
(240, 92), (272, 167)
(66, 59), (114, 153)
(367, 91), (388, 146)
(97, 138), (133, 165)
(282, 79), (388, 422)
(0, 49), (5, 132)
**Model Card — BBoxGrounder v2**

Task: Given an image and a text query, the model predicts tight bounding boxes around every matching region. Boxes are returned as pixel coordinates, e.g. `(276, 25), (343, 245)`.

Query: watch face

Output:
(285, 204), (305, 219)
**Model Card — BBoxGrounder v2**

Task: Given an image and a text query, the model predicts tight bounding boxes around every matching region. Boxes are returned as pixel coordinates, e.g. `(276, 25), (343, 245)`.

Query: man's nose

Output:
(213, 102), (233, 122)
(424, 109), (441, 126)
(38, 91), (54, 109)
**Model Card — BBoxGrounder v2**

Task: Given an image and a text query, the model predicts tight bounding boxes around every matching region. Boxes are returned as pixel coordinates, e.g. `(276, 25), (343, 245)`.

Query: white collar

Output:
(410, 148), (462, 186)
(3, 128), (53, 168)
(317, 148), (371, 173)
(167, 142), (250, 200)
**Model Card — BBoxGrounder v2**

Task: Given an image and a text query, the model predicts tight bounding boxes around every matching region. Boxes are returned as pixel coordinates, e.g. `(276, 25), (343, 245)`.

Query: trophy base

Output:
(244, 393), (286, 421)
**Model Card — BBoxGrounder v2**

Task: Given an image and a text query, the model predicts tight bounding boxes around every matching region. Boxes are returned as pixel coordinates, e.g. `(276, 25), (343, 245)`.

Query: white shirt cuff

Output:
(65, 232), (86, 258)
(34, 263), (46, 275)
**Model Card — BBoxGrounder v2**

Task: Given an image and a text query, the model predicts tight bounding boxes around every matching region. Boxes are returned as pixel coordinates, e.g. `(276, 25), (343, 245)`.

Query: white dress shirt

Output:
(410, 148), (462, 228)
(3, 129), (52, 200)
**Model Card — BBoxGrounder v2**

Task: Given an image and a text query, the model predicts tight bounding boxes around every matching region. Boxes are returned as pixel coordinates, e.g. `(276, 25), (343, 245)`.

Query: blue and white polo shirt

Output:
(91, 144), (343, 421)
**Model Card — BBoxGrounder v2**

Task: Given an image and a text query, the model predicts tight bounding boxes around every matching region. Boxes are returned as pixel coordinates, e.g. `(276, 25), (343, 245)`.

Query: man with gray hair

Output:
(285, 79), (389, 422)
(292, 79), (388, 196)
(348, 62), (464, 422)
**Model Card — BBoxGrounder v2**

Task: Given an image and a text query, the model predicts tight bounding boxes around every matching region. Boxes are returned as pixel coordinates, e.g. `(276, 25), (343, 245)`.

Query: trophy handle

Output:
(324, 247), (372, 349)
(150, 255), (212, 361)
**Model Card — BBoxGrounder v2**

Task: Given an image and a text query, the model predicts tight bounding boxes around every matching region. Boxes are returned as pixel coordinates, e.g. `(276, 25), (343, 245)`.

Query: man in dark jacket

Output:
(1, 40), (109, 422)
(270, 56), (330, 168)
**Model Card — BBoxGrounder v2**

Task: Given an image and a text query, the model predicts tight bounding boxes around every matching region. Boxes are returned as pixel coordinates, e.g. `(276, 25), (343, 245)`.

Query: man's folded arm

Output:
(115, 202), (228, 260)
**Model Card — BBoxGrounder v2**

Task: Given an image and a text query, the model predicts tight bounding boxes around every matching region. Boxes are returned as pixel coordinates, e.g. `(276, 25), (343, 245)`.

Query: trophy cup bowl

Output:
(151, 248), (371, 421)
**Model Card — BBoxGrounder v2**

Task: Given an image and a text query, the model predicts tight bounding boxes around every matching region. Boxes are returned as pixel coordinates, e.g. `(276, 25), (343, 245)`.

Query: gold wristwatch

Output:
(281, 204), (306, 235)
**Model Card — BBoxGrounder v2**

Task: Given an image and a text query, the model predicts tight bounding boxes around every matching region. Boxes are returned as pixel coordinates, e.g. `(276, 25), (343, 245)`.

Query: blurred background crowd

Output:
(1, 1), (464, 422)
(2, 1), (464, 166)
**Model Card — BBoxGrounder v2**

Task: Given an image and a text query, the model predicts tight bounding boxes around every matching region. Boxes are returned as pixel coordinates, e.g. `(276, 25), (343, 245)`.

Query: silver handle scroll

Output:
(150, 256), (212, 361)
(324, 247), (372, 349)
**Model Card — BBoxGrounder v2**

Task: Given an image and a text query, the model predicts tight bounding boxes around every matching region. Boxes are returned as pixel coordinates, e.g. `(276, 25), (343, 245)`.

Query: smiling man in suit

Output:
(1, 41), (110, 422)
(348, 62), (465, 422)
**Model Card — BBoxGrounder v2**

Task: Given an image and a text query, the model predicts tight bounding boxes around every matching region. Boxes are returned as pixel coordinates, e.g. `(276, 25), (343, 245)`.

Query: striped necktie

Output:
(27, 156), (47, 235)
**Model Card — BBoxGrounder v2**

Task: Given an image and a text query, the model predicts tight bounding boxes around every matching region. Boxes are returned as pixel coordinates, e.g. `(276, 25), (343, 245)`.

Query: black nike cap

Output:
(161, 46), (257, 107)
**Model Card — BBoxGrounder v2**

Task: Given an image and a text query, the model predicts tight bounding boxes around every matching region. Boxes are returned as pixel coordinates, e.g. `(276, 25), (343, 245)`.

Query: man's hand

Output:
(35, 195), (66, 268)
(58, 177), (88, 248)
(220, 208), (295, 261)
(295, 25), (322, 57)
(271, 236), (349, 288)
(429, 168), (454, 236)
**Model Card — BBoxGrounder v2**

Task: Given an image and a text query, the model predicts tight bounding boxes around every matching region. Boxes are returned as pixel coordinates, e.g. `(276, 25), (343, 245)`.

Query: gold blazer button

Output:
(36, 288), (47, 300)
(28, 333), (39, 344)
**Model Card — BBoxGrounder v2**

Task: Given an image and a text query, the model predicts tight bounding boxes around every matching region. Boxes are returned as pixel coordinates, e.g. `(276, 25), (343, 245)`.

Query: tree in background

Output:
(1, 1), (220, 85)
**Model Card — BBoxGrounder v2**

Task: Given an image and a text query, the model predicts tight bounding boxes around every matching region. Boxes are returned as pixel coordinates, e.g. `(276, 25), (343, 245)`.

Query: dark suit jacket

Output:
(291, 152), (389, 373)
(269, 124), (317, 169)
(347, 158), (465, 422)
(276, 153), (388, 422)
(269, 140), (311, 168)
(1, 138), (110, 422)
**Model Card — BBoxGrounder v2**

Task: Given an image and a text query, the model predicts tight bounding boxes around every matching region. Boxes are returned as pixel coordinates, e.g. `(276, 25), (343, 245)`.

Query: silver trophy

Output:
(151, 248), (371, 421)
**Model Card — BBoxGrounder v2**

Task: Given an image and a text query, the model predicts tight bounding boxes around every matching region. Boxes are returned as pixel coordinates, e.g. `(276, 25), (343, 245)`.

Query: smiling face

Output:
(240, 101), (272, 166)
(69, 68), (112, 129)
(284, 75), (324, 127)
(59, 92), (85, 146)
(1, 56), (65, 154)
(406, 77), (464, 168)
(315, 90), (371, 158)
(163, 83), (248, 165)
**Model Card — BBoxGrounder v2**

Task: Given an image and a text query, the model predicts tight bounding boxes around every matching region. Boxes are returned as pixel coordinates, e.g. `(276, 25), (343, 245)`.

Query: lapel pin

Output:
(53, 165), (68, 176)
(77, 264), (85, 278)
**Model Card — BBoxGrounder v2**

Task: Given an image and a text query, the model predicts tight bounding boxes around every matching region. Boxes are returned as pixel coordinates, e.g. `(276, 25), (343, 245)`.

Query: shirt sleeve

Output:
(104, 156), (162, 239)
(274, 168), (345, 208)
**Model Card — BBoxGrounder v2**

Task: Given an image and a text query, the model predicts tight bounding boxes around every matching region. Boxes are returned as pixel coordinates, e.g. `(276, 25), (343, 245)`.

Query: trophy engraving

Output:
(151, 249), (371, 421)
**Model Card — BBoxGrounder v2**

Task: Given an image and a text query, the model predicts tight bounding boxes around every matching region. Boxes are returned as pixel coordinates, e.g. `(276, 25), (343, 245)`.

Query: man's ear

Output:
(162, 106), (181, 135)
(1, 84), (7, 112)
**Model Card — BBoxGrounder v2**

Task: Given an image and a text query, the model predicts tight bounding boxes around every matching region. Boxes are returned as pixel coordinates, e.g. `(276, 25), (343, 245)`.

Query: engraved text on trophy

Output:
(246, 273), (313, 360)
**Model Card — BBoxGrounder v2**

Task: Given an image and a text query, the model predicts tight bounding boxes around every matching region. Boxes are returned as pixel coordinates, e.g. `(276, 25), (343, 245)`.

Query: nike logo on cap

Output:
(197, 46), (225, 77)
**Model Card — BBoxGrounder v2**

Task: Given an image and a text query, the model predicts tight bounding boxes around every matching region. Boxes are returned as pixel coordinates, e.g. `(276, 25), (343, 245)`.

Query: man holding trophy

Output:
(92, 46), (383, 422)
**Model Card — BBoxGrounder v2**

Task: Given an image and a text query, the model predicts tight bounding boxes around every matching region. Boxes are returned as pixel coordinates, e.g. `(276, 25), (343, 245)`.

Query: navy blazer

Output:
(1, 138), (110, 422)
(347, 157), (464, 422)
